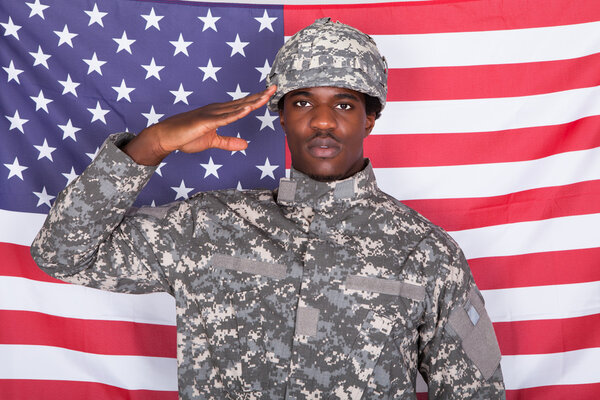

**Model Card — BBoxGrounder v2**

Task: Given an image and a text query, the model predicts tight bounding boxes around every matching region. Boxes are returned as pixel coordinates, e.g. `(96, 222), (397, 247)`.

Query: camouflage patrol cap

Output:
(266, 17), (388, 112)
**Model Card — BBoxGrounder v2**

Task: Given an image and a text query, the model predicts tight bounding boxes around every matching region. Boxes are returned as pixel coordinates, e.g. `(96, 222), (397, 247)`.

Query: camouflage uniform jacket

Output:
(32, 133), (505, 399)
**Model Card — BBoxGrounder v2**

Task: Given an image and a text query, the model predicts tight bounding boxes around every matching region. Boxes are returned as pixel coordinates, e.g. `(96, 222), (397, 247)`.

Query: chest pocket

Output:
(198, 254), (289, 394)
(328, 275), (426, 400)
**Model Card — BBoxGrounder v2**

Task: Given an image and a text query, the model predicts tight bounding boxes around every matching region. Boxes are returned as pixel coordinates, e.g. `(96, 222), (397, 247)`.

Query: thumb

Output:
(211, 134), (248, 152)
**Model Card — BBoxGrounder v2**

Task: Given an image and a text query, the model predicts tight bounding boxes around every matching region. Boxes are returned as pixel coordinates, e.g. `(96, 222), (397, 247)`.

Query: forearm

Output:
(31, 133), (156, 276)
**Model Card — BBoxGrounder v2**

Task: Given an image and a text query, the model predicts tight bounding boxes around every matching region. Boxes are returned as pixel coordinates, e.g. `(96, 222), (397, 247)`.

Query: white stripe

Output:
(0, 209), (46, 246)
(373, 21), (600, 68)
(373, 85), (600, 135)
(0, 276), (176, 325)
(449, 213), (600, 259)
(482, 281), (600, 323)
(0, 344), (177, 391)
(501, 348), (600, 389)
(374, 148), (600, 201)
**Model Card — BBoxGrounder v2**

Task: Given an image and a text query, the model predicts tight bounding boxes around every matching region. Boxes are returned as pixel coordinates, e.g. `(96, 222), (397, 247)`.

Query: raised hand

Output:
(123, 85), (276, 166)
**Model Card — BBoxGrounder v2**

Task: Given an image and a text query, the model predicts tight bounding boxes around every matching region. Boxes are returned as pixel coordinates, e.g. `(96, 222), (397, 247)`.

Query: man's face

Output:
(278, 86), (376, 182)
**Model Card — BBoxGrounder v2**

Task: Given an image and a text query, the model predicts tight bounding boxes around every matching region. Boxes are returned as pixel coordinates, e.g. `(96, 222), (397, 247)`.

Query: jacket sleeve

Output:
(415, 230), (505, 399)
(30, 133), (179, 295)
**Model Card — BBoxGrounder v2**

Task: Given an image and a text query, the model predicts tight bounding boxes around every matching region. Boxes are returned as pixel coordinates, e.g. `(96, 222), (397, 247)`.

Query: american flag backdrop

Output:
(1, 0), (599, 398)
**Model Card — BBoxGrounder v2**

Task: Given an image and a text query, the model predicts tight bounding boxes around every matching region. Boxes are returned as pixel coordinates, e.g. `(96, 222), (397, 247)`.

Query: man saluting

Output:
(32, 18), (505, 399)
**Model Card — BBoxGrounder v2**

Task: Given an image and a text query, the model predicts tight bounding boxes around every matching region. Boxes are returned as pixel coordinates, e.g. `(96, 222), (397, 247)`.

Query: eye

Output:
(335, 103), (353, 110)
(294, 100), (311, 107)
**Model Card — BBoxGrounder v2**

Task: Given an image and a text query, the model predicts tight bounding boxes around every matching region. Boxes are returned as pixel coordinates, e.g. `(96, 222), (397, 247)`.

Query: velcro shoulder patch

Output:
(448, 286), (502, 379)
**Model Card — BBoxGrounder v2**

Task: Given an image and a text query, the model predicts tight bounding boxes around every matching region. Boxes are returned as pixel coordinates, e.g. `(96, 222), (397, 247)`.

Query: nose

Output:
(310, 105), (337, 131)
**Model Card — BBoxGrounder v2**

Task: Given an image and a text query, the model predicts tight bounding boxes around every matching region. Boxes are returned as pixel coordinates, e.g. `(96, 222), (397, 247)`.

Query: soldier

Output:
(32, 18), (505, 399)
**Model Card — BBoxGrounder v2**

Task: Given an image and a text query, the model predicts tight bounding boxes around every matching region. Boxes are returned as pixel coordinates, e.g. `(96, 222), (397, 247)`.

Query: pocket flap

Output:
(210, 254), (286, 279)
(345, 275), (425, 301)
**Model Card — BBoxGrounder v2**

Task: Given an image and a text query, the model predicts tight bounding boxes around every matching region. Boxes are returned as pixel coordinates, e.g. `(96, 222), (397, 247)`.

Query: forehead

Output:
(285, 86), (365, 101)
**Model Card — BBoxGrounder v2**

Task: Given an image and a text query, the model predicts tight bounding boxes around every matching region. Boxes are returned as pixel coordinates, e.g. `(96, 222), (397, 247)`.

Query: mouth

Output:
(306, 136), (341, 159)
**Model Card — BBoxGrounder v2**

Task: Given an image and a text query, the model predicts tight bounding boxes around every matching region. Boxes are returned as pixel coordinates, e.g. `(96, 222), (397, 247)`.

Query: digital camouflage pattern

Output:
(32, 134), (505, 399)
(266, 18), (388, 112)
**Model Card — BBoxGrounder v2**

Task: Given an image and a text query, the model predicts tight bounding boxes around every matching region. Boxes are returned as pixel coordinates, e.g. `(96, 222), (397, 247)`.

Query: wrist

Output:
(121, 129), (170, 166)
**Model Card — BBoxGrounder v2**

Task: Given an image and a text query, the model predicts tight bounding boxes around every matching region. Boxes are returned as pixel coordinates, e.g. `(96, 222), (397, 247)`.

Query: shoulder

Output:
(126, 187), (276, 225)
(371, 188), (458, 248)
(370, 188), (468, 280)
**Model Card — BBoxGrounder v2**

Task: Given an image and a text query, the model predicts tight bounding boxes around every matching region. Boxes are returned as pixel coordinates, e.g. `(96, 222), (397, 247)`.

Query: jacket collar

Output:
(276, 160), (378, 209)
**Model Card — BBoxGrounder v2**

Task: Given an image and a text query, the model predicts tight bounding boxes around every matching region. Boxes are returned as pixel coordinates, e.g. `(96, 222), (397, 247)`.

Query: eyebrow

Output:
(287, 91), (361, 102)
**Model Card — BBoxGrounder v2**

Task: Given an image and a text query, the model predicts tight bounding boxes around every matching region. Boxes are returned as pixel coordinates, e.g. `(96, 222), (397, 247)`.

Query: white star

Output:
(86, 147), (100, 160)
(27, 0), (49, 19)
(198, 59), (221, 82)
(155, 162), (166, 177)
(227, 84), (250, 100)
(236, 181), (244, 191)
(171, 180), (194, 200)
(5, 110), (28, 133)
(33, 187), (55, 208)
(54, 24), (78, 47)
(170, 83), (192, 105)
(200, 157), (222, 178)
(58, 119), (81, 141)
(83, 52), (106, 75)
(255, 59), (271, 82)
(29, 46), (51, 69)
(141, 7), (163, 30)
(141, 57), (164, 80)
(30, 90), (53, 113)
(198, 9), (220, 32)
(226, 34), (249, 57)
(3, 60), (24, 84)
(85, 3), (107, 27)
(58, 74), (80, 97)
(170, 33), (192, 56)
(256, 108), (278, 130)
(256, 157), (278, 180)
(231, 133), (249, 155)
(1, 17), (21, 40)
(254, 10), (277, 32)
(142, 105), (164, 127)
(113, 31), (136, 54)
(87, 101), (110, 124)
(150, 200), (156, 207)
(62, 167), (78, 186)
(4, 157), (28, 180)
(112, 79), (135, 102)
(34, 139), (56, 161)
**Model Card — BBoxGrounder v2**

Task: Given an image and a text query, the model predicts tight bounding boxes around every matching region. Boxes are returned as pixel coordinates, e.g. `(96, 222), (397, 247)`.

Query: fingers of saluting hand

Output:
(215, 85), (277, 112)
(210, 86), (276, 129)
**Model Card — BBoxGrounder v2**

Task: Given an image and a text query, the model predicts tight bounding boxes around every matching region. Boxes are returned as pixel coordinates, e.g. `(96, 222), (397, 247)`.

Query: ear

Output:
(364, 113), (376, 138)
(278, 108), (285, 131)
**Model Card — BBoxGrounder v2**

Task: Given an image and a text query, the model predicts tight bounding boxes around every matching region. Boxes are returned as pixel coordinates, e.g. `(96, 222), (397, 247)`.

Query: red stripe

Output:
(286, 117), (600, 169)
(284, 0), (600, 35)
(494, 314), (600, 356)
(388, 54), (600, 101)
(0, 242), (64, 283)
(470, 247), (600, 291)
(0, 380), (177, 400)
(0, 310), (176, 358)
(506, 382), (600, 400)
(367, 116), (600, 168)
(402, 180), (600, 231)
